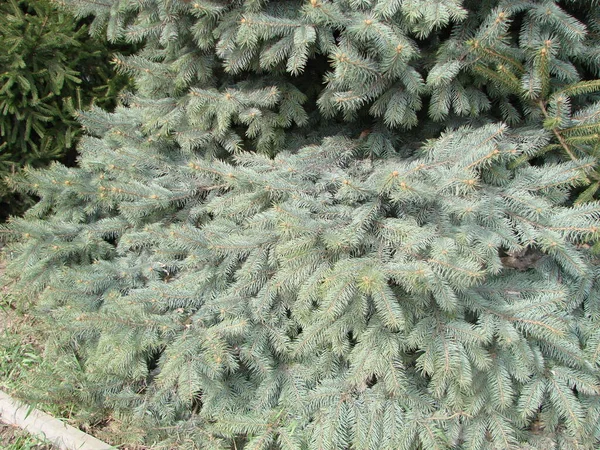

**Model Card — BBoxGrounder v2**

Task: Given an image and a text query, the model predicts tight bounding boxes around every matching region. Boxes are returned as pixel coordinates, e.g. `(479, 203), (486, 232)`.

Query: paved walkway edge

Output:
(0, 390), (114, 450)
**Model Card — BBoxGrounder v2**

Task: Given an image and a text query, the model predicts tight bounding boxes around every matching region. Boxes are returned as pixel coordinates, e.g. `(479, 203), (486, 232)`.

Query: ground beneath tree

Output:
(0, 245), (55, 449)
(0, 421), (56, 449)
(0, 242), (11, 334)
(0, 246), (8, 332)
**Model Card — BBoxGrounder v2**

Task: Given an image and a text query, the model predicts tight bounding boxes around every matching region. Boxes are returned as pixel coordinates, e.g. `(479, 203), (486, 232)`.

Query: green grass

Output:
(0, 422), (55, 450)
(0, 295), (43, 393)
(0, 293), (56, 449)
(0, 271), (138, 449)
(0, 289), (106, 449)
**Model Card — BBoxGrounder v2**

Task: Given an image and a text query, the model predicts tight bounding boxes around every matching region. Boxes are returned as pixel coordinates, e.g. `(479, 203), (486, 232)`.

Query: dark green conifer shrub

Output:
(3, 0), (600, 448)
(0, 0), (131, 218)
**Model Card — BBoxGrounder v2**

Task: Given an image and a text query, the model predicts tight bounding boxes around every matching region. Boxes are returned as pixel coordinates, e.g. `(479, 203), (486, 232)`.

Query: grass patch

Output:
(0, 283), (127, 448)
(0, 422), (56, 450)
(0, 291), (43, 395)
(0, 254), (149, 449)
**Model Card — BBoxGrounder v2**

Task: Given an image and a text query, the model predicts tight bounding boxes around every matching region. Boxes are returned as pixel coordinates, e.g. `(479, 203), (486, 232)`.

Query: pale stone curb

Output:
(0, 390), (115, 450)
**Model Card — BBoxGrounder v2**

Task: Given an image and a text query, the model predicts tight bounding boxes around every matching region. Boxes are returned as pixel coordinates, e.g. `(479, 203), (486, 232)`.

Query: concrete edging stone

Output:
(0, 390), (115, 450)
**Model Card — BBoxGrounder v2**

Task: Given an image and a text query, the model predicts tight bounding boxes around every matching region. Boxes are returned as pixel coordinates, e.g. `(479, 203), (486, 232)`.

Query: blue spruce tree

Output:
(3, 0), (600, 448)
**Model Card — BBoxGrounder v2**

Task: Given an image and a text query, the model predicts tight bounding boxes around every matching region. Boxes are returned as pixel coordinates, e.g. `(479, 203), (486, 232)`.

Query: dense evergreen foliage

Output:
(0, 0), (130, 218)
(3, 0), (600, 448)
